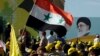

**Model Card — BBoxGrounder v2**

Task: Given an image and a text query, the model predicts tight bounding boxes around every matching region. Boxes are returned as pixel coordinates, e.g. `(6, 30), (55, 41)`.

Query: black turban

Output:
(77, 17), (91, 29)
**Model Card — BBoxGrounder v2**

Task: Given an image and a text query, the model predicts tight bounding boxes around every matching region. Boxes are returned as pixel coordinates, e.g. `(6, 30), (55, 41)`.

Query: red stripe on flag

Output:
(36, 0), (73, 26)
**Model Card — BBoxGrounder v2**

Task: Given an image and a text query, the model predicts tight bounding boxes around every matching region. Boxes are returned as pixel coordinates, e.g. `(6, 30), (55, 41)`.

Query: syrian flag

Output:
(26, 0), (73, 37)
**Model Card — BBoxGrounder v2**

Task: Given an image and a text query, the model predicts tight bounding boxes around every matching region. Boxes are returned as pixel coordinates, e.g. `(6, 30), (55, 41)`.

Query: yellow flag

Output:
(9, 25), (22, 56)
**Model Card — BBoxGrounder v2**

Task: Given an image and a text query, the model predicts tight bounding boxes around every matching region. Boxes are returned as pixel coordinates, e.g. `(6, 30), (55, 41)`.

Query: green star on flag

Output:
(26, 0), (73, 37)
(59, 19), (64, 23)
(44, 13), (51, 21)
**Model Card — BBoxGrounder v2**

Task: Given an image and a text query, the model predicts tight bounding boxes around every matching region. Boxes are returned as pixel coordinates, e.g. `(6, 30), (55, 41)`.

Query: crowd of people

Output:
(5, 25), (100, 56)
(0, 17), (99, 56)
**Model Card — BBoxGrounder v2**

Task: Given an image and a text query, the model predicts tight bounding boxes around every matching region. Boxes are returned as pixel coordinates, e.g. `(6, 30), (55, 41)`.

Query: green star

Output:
(59, 19), (64, 23)
(44, 13), (51, 21)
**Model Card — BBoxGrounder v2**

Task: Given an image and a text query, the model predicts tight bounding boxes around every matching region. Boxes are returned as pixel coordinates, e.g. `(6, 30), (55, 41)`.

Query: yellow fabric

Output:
(6, 41), (10, 49)
(6, 41), (9, 45)
(87, 41), (92, 46)
(93, 42), (100, 48)
(77, 50), (83, 56)
(45, 43), (54, 52)
(68, 47), (76, 55)
(55, 41), (62, 50)
(57, 41), (62, 44)
(71, 42), (75, 47)
(9, 25), (22, 56)
(26, 48), (32, 53)
(88, 42), (100, 51)
(78, 41), (81, 44)
(55, 43), (61, 50)
(89, 46), (94, 51)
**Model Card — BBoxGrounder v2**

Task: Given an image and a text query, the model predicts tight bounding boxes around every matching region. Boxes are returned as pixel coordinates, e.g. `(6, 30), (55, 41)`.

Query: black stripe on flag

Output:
(19, 0), (33, 12)
(26, 15), (67, 37)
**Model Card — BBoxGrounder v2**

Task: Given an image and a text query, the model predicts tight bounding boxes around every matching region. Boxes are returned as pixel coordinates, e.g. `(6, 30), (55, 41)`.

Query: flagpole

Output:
(29, 0), (37, 14)
(9, 0), (37, 56)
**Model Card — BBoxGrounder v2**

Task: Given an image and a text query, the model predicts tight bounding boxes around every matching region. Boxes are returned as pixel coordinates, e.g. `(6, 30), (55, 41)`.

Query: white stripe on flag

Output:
(30, 5), (70, 29)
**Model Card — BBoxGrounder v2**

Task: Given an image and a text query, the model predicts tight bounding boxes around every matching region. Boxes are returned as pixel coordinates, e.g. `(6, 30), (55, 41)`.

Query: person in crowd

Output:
(88, 47), (97, 56)
(55, 41), (65, 56)
(76, 42), (88, 56)
(77, 17), (91, 37)
(4, 23), (11, 56)
(36, 46), (46, 56)
(4, 23), (11, 42)
(0, 17), (6, 56)
(47, 31), (57, 44)
(57, 35), (66, 45)
(45, 43), (54, 53)
(0, 40), (6, 56)
(30, 38), (39, 51)
(68, 46), (79, 56)
(88, 39), (100, 56)
(18, 28), (31, 56)
(39, 31), (48, 48)
(94, 34), (100, 44)
(63, 43), (70, 54)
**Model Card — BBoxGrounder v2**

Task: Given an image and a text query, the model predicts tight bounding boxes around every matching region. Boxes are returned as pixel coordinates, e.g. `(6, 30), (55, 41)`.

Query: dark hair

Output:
(50, 31), (53, 35)
(42, 31), (46, 36)
(5, 24), (11, 42)
(96, 34), (99, 38)
(77, 17), (91, 29)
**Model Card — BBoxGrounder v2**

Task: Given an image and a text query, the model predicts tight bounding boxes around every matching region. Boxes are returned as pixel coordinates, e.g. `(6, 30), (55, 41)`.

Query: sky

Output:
(65, 0), (100, 17)
(64, 0), (100, 39)
(64, 17), (100, 39)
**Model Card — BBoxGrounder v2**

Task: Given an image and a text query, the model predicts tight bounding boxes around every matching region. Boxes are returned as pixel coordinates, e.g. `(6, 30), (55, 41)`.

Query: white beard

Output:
(77, 31), (90, 37)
